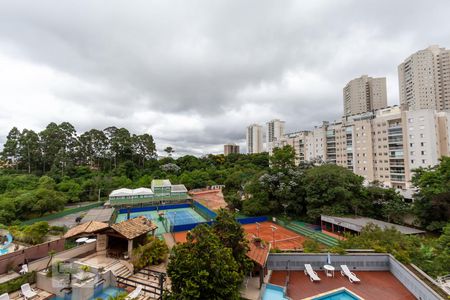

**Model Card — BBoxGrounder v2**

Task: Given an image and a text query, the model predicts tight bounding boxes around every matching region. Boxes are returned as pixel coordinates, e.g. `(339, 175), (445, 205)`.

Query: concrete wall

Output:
(388, 256), (443, 300)
(29, 242), (96, 272)
(267, 253), (390, 271)
(0, 239), (65, 274)
(266, 253), (444, 300)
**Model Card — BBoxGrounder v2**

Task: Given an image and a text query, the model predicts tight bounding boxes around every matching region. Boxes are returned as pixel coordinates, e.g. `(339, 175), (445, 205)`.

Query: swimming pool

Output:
(116, 207), (207, 235)
(0, 232), (13, 256)
(311, 288), (362, 300)
(262, 284), (288, 300)
(51, 287), (125, 300)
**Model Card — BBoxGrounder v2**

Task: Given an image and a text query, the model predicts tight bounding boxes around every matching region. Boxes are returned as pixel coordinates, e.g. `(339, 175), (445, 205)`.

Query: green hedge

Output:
(21, 202), (103, 225)
(0, 271), (36, 294)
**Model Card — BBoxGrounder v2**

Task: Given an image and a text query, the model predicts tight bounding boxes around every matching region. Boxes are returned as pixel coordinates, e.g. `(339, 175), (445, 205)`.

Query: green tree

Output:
(411, 157), (450, 231)
(164, 146), (175, 157)
(1, 127), (21, 169)
(166, 225), (242, 300)
(212, 209), (252, 275)
(303, 164), (365, 221)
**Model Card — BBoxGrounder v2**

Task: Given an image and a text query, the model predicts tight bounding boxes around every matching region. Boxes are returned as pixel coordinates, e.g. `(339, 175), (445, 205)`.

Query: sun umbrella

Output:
(327, 252), (332, 265)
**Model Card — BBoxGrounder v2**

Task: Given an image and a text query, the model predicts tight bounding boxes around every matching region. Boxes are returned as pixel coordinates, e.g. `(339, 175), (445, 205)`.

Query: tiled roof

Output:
(111, 216), (158, 240)
(64, 221), (109, 238)
(246, 239), (270, 267)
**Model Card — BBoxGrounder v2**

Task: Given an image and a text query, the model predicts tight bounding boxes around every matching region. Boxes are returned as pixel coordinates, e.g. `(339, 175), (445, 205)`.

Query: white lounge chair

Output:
(304, 264), (321, 282)
(125, 285), (143, 300)
(20, 283), (37, 299)
(0, 293), (10, 300)
(19, 264), (29, 275)
(340, 265), (361, 283)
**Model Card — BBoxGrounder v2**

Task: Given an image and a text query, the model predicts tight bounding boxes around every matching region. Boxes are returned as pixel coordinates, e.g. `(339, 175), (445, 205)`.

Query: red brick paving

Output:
(269, 271), (415, 300)
(243, 221), (306, 250)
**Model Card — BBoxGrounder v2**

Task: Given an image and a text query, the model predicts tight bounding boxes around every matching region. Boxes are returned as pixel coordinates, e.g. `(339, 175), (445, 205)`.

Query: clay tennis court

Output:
(189, 189), (227, 210)
(243, 221), (306, 250)
(172, 221), (306, 250)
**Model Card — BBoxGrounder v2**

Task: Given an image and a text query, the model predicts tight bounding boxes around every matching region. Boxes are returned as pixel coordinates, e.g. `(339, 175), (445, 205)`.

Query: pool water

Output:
(51, 287), (125, 300)
(92, 286), (125, 299)
(116, 207), (206, 235)
(312, 289), (362, 300)
(262, 284), (288, 300)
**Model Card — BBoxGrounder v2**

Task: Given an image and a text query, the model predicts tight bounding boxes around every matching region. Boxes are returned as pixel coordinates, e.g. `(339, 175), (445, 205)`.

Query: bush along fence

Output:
(0, 271), (36, 294)
(21, 202), (103, 225)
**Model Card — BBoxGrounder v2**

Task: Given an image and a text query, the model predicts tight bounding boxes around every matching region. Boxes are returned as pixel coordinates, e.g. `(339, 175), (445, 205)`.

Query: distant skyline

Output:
(1, 1), (450, 156)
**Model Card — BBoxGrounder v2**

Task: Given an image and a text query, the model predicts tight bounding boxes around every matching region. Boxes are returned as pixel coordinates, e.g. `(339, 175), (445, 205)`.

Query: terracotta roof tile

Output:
(111, 216), (157, 240)
(64, 221), (109, 238)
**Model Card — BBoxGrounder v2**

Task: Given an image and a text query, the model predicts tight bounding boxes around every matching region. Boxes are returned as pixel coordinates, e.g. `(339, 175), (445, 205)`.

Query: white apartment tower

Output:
(246, 124), (264, 154)
(398, 45), (450, 111)
(343, 75), (388, 116)
(266, 119), (285, 153)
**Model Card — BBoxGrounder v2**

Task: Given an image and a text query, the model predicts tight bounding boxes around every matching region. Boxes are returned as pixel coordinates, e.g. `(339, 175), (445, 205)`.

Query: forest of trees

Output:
(0, 123), (449, 235)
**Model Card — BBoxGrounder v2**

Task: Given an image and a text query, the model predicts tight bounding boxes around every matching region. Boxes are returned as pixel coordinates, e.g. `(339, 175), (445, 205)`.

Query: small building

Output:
(151, 179), (172, 196)
(320, 215), (425, 235)
(64, 216), (158, 258)
(108, 180), (189, 206)
(170, 184), (188, 199)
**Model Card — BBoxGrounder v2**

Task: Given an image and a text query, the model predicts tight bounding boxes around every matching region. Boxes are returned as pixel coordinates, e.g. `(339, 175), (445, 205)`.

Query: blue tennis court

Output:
(115, 207), (206, 235)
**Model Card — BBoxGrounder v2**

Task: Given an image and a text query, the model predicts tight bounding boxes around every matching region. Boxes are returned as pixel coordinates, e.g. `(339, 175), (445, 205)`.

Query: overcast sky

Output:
(1, 0), (450, 156)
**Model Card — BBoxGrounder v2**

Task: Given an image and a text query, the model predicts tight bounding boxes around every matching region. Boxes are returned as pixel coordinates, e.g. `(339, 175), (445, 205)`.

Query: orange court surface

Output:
(189, 189), (227, 210)
(243, 221), (306, 250)
(172, 221), (307, 250)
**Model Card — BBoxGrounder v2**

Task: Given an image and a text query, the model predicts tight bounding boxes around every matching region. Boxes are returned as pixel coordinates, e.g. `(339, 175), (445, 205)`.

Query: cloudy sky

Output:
(1, 0), (450, 156)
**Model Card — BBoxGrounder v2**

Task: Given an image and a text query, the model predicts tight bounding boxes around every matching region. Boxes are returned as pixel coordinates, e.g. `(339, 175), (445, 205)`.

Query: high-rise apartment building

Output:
(246, 124), (264, 154)
(343, 75), (388, 116)
(277, 107), (450, 189)
(224, 144), (240, 156)
(398, 45), (450, 111)
(266, 119), (285, 154)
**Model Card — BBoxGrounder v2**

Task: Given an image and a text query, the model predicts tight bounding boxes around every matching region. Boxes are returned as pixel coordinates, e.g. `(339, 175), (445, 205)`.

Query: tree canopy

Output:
(166, 224), (242, 300)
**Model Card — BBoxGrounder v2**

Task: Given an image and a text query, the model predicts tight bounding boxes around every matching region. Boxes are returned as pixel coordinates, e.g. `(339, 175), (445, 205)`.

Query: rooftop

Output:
(111, 216), (157, 239)
(64, 221), (109, 238)
(170, 184), (187, 193)
(152, 179), (172, 187)
(269, 270), (415, 300)
(321, 215), (425, 235)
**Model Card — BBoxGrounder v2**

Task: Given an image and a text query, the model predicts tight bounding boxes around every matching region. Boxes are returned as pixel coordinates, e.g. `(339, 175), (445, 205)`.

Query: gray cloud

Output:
(0, 0), (449, 155)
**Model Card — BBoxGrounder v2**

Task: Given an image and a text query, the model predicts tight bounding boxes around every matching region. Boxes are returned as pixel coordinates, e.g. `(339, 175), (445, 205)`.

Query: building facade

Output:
(398, 45), (450, 111)
(266, 119), (285, 154)
(277, 107), (450, 189)
(224, 144), (240, 155)
(246, 124), (264, 154)
(343, 75), (387, 116)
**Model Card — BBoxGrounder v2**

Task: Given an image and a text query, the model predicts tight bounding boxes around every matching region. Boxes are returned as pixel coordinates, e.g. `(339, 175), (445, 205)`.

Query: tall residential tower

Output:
(343, 75), (387, 116)
(266, 119), (285, 153)
(398, 45), (450, 111)
(246, 124), (264, 154)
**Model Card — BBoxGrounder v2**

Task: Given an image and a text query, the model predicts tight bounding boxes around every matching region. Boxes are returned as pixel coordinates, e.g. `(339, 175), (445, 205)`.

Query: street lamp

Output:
(270, 225), (277, 248)
(256, 222), (260, 238)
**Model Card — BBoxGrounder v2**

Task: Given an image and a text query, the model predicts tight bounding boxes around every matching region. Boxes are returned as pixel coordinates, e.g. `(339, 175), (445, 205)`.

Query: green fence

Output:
(21, 202), (104, 225)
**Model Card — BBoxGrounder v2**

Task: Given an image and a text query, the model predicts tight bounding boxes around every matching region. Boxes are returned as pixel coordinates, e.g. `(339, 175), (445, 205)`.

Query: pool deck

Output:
(269, 270), (415, 300)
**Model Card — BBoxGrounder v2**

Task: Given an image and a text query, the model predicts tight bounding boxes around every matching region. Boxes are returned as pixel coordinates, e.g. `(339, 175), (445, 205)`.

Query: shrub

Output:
(131, 236), (168, 269)
(303, 239), (321, 253)
(0, 271), (36, 294)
